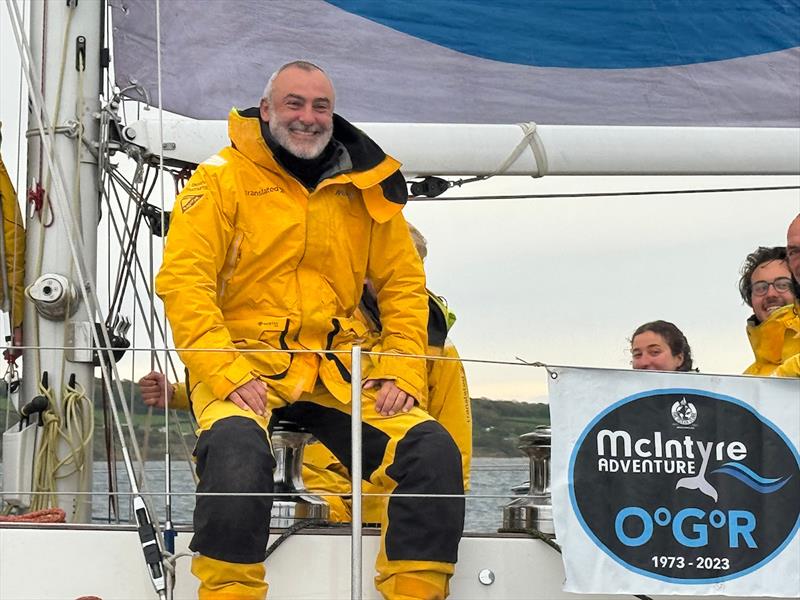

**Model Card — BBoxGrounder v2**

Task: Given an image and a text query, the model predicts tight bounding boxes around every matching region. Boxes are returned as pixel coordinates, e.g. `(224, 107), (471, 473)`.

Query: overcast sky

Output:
(2, 5), (799, 402)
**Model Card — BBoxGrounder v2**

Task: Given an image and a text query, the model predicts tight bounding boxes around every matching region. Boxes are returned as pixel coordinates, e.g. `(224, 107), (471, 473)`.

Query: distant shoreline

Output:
(1, 387), (550, 461)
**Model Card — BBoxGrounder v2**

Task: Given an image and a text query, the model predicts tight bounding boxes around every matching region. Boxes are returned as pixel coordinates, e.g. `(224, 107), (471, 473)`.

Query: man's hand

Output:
(138, 371), (174, 409)
(227, 379), (268, 416)
(363, 379), (415, 416)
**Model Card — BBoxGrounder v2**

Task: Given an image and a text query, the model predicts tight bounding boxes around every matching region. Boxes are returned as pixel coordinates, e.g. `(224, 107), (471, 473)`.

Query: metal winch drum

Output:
(502, 425), (554, 536)
(270, 415), (330, 528)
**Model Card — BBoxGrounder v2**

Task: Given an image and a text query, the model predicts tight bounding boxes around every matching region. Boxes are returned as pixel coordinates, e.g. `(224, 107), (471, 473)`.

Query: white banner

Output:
(549, 367), (800, 597)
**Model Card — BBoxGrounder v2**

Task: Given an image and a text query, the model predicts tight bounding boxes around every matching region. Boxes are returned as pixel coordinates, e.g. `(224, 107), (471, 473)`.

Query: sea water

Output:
(88, 457), (529, 533)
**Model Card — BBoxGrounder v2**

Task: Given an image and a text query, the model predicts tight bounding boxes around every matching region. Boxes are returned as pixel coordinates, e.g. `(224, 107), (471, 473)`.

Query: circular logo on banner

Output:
(569, 389), (800, 583)
(671, 398), (697, 426)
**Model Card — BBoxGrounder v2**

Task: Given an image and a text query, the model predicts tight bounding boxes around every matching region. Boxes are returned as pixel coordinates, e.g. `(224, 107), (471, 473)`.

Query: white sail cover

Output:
(110, 0), (800, 126)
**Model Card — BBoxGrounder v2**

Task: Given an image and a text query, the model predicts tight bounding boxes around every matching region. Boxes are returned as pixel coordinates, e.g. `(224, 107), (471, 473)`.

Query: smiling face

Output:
(260, 65), (334, 159)
(750, 260), (795, 323)
(631, 330), (684, 371)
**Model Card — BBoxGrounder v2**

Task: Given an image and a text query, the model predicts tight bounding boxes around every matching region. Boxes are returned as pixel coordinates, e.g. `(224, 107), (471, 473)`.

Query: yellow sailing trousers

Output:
(189, 382), (464, 600)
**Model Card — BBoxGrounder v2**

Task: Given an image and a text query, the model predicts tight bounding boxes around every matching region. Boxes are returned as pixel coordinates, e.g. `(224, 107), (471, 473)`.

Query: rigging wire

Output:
(99, 159), (197, 475)
(150, 3), (172, 594)
(409, 182), (800, 201)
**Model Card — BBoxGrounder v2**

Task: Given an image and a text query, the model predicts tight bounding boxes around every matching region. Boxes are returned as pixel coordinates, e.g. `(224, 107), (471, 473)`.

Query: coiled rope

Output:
(0, 507), (65, 523)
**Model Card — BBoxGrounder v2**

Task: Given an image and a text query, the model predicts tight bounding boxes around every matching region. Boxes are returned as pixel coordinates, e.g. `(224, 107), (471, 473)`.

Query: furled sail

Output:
(111, 0), (800, 126)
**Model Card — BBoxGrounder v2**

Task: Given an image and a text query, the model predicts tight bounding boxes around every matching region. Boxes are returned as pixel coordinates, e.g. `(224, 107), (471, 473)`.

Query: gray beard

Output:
(269, 120), (332, 160)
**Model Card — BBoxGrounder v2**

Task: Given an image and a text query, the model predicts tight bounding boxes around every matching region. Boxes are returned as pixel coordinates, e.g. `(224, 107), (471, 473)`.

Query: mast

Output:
(22, 0), (102, 522)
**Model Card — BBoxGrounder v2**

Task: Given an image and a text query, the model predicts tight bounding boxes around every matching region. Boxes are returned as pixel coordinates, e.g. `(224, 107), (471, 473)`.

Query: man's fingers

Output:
(379, 386), (399, 415)
(385, 390), (408, 416)
(370, 380), (388, 412)
(242, 389), (264, 415)
(369, 380), (417, 416)
(227, 391), (251, 412)
(227, 379), (268, 416)
(374, 382), (409, 416)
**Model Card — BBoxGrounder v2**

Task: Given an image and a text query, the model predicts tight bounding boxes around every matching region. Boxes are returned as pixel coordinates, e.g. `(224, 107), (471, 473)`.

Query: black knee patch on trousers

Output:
(189, 416), (275, 563)
(385, 421), (465, 563)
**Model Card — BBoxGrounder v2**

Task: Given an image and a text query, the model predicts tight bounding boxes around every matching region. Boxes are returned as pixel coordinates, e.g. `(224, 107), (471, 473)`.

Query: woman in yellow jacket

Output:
(0, 132), (26, 354)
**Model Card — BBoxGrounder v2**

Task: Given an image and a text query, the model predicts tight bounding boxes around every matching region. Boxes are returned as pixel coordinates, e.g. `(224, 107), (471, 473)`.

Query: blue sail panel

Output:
(112, 0), (800, 126)
(328, 0), (800, 68)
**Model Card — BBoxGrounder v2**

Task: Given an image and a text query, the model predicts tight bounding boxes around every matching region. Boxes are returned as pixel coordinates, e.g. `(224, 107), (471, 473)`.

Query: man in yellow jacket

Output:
(141, 250), (472, 526)
(774, 214), (800, 377)
(155, 61), (464, 600)
(737, 246), (800, 376)
(0, 125), (26, 357)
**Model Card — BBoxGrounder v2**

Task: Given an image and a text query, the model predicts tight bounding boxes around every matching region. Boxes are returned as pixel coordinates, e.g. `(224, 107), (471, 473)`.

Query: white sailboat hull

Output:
(0, 525), (573, 599)
(1, 524), (779, 599)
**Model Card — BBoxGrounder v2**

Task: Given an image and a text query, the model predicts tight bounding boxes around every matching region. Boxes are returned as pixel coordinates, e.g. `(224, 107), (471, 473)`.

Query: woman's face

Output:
(631, 330), (683, 371)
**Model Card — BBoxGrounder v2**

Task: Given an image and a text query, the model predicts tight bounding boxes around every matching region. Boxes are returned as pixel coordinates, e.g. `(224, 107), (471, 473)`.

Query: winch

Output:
(502, 425), (554, 536)
(270, 412), (330, 528)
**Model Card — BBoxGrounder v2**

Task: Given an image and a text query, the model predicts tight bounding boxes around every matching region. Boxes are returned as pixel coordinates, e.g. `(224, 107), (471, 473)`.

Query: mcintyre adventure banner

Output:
(549, 367), (799, 597)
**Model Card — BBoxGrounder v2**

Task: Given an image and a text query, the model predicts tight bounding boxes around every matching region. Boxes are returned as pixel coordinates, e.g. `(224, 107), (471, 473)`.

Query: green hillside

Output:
(471, 397), (550, 457)
(1, 380), (550, 459)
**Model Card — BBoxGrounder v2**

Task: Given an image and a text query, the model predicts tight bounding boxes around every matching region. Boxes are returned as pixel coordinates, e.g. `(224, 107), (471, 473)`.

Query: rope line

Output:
(409, 184), (800, 202)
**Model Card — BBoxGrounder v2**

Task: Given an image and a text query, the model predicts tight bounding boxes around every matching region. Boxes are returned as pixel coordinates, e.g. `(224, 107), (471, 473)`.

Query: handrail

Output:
(350, 345), (363, 600)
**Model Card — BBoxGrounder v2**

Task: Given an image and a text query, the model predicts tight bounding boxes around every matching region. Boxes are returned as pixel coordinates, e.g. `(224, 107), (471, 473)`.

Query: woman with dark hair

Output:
(630, 320), (694, 372)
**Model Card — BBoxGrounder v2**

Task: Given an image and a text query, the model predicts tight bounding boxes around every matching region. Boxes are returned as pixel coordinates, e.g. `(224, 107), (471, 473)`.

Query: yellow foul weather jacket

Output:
(772, 301), (800, 378)
(303, 289), (472, 523)
(155, 108), (427, 406)
(743, 303), (800, 376)
(0, 156), (25, 328)
(425, 341), (472, 489)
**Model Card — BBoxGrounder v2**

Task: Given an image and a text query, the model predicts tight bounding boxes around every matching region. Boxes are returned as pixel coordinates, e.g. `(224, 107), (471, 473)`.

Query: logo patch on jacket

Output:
(180, 194), (203, 212)
(184, 180), (208, 193)
(245, 187), (284, 196)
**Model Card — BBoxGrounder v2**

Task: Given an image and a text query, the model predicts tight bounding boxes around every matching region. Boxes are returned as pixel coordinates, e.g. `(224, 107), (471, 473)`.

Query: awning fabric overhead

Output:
(111, 0), (800, 126)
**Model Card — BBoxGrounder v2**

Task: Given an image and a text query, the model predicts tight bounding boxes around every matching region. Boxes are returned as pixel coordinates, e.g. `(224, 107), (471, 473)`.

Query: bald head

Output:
(261, 60), (335, 107)
(259, 61), (335, 159)
(788, 214), (800, 282)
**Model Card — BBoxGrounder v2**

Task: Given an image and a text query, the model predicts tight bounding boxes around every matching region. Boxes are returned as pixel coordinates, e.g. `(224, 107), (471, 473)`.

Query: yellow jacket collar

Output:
(746, 303), (800, 363)
(227, 108), (406, 222)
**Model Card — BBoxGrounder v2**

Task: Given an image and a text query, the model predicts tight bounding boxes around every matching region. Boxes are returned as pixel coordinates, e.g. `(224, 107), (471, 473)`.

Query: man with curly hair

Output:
(737, 245), (799, 376)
